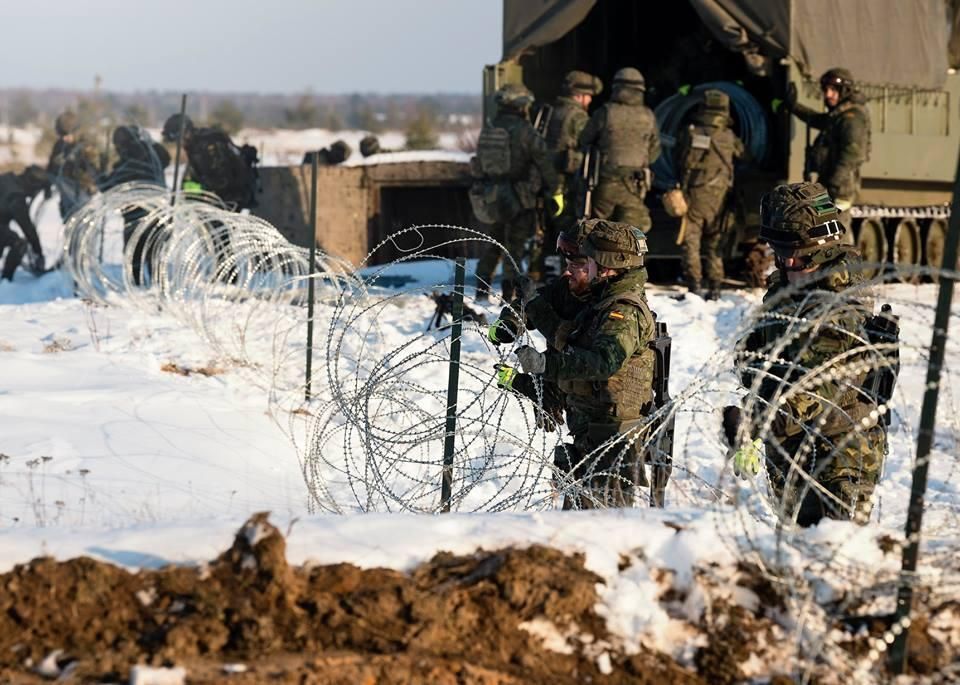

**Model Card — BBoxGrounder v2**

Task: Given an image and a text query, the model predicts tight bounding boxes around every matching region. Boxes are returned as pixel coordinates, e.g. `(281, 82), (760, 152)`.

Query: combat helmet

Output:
(162, 113), (194, 143)
(612, 67), (645, 92)
(578, 219), (648, 269)
(494, 83), (535, 112)
(563, 70), (603, 97)
(359, 135), (380, 157)
(55, 111), (78, 137)
(820, 67), (855, 100)
(759, 182), (846, 267)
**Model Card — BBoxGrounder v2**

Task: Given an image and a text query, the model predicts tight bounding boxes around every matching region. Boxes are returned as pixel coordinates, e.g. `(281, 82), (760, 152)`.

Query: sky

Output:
(0, 0), (503, 94)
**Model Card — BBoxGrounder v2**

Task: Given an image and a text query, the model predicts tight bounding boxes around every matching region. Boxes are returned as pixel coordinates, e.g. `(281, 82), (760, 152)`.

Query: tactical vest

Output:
(807, 100), (871, 193)
(599, 103), (656, 171)
(476, 126), (512, 177)
(557, 290), (655, 418)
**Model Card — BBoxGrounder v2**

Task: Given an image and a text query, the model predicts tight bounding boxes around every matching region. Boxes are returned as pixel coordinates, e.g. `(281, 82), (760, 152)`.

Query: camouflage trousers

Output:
(591, 174), (651, 232)
(680, 189), (726, 290)
(554, 428), (650, 510)
(764, 425), (886, 527)
(475, 210), (536, 300)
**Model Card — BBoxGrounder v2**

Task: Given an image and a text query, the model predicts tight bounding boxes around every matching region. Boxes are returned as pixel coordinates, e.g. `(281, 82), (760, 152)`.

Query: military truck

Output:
(495, 0), (959, 280)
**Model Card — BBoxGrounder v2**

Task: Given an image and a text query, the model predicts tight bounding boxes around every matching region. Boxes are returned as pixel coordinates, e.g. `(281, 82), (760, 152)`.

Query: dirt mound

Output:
(0, 513), (702, 684)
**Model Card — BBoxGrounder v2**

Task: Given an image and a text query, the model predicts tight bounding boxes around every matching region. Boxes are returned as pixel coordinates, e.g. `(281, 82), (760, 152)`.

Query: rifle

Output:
(533, 104), (553, 139)
(427, 291), (488, 330)
(578, 146), (601, 219)
(863, 303), (900, 425)
(647, 319), (675, 507)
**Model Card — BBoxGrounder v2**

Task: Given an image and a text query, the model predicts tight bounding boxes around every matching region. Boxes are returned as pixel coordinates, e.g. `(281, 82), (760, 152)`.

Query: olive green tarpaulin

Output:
(503, 0), (949, 89)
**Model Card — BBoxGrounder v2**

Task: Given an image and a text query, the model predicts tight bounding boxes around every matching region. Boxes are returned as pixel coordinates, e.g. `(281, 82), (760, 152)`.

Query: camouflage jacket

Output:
(497, 276), (590, 350)
(47, 136), (99, 193)
(541, 267), (656, 429)
(492, 112), (560, 194)
(578, 87), (661, 178)
(185, 128), (257, 210)
(101, 141), (170, 192)
(0, 173), (42, 254)
(735, 249), (879, 440)
(791, 92), (871, 202)
(674, 112), (744, 195)
(545, 95), (591, 183)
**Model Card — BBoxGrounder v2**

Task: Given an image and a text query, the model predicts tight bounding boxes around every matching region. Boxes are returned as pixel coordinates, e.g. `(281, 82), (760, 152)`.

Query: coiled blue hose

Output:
(651, 81), (769, 189)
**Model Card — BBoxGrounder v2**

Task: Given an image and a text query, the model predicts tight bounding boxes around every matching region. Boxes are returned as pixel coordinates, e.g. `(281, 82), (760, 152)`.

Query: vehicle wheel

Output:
(855, 218), (887, 280)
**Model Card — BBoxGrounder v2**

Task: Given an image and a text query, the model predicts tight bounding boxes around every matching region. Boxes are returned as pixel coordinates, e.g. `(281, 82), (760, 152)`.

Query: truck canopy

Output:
(503, 0), (949, 89)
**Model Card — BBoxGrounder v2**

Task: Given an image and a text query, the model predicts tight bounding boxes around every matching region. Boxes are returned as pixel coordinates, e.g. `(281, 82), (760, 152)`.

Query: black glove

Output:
(785, 82), (798, 110)
(721, 405), (742, 447)
(517, 276), (538, 304)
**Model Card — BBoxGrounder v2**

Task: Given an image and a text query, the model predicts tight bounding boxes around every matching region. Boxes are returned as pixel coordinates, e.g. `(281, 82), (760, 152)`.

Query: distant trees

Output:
(404, 104), (439, 150)
(284, 94), (320, 129)
(210, 100), (245, 134)
(9, 94), (37, 127)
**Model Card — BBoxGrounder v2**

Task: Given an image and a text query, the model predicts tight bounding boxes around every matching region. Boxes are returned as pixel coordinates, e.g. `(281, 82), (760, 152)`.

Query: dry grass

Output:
(160, 361), (227, 377)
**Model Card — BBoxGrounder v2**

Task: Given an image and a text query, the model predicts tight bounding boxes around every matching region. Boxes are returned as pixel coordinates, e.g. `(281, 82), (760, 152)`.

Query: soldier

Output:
(784, 68), (870, 221)
(0, 166), (52, 280)
(302, 139), (352, 166)
(507, 220), (658, 508)
(47, 110), (99, 220)
(729, 182), (895, 527)
(530, 70), (603, 281)
(673, 89), (744, 299)
(359, 135), (381, 157)
(161, 114), (259, 211)
(469, 83), (559, 302)
(101, 125), (171, 286)
(577, 68), (661, 231)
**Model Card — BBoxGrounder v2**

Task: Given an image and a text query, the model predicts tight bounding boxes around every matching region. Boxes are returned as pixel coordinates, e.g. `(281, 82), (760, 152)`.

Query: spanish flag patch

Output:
(608, 310), (625, 320)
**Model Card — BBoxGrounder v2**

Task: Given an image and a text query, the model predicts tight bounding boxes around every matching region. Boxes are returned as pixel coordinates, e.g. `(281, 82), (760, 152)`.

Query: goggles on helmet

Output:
(556, 232), (582, 260)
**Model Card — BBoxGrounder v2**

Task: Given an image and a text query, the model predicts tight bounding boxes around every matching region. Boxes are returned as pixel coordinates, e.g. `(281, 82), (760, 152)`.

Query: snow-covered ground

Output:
(1, 195), (959, 677)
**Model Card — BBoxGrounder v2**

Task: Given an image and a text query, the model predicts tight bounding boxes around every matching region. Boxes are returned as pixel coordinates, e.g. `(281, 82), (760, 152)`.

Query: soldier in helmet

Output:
(162, 113), (260, 211)
(784, 68), (870, 220)
(577, 68), (661, 231)
(673, 89), (744, 299)
(507, 219), (660, 509)
(469, 83), (559, 302)
(729, 182), (894, 527)
(47, 110), (99, 220)
(359, 135), (381, 157)
(530, 70), (603, 281)
(0, 165), (52, 280)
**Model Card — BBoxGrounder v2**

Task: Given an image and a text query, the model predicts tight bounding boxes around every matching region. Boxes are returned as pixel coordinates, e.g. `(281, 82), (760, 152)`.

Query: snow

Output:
(0, 186), (958, 678)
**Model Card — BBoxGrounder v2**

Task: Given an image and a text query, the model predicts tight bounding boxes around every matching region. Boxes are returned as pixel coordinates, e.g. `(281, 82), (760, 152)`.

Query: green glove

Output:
(487, 319), (516, 345)
(732, 438), (763, 480)
(549, 192), (565, 217)
(495, 364), (517, 390)
(771, 98), (784, 113)
(678, 84), (691, 96)
(182, 180), (203, 193)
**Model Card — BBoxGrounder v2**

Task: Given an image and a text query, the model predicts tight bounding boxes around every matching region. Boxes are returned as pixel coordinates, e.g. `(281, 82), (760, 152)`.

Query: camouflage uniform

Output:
(472, 84), (559, 301)
(788, 68), (871, 211)
(674, 90), (744, 295)
(578, 68), (661, 231)
(0, 167), (49, 279)
(535, 222), (657, 508)
(735, 182), (888, 527)
(47, 111), (99, 220)
(531, 71), (602, 279)
(101, 126), (171, 286)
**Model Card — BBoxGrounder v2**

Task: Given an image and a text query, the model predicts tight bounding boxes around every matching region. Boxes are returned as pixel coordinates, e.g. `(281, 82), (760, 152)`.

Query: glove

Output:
(835, 198), (853, 212)
(731, 438), (764, 480)
(678, 84), (691, 96)
(183, 180), (204, 193)
(495, 364), (517, 390)
(517, 276), (538, 304)
(516, 345), (546, 374)
(487, 319), (516, 345)
(784, 82), (798, 110)
(771, 98), (784, 114)
(548, 192), (565, 217)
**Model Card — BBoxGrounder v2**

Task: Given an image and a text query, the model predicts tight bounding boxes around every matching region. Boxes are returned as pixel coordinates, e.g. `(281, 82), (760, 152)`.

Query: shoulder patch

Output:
(608, 310), (626, 320)
(691, 133), (711, 149)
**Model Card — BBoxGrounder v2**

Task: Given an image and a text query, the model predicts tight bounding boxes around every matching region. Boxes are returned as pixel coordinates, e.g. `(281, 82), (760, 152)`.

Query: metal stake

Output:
(305, 152), (319, 401)
(440, 257), (465, 512)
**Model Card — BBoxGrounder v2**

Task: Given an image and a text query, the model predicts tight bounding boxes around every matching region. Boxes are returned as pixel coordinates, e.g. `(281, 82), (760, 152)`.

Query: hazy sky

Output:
(0, 0), (502, 93)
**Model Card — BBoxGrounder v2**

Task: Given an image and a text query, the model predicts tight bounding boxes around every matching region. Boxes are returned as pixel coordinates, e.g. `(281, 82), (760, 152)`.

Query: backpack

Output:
(475, 125), (511, 177)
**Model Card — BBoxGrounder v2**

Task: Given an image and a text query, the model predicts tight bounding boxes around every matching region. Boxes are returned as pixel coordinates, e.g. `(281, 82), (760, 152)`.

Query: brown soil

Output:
(0, 513), (704, 684)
